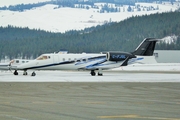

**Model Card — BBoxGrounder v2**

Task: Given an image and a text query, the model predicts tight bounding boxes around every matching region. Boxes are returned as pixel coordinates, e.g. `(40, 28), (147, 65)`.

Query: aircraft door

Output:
(53, 55), (59, 64)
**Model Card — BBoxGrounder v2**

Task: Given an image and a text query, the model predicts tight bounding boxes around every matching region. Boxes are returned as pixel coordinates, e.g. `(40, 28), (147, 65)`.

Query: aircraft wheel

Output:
(90, 70), (96, 76)
(98, 72), (103, 76)
(31, 72), (36, 76)
(14, 70), (18, 75)
(23, 71), (28, 76)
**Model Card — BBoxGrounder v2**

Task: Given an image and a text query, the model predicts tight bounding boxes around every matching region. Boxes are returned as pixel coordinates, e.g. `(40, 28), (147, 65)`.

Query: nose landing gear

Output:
(14, 70), (18, 75)
(23, 70), (28, 75)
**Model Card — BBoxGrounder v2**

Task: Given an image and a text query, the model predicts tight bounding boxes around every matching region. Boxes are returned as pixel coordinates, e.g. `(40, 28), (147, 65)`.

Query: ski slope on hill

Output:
(0, 2), (178, 33)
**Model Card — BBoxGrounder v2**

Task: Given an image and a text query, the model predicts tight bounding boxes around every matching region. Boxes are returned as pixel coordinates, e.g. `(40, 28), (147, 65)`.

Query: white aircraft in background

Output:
(0, 59), (31, 71)
(1, 38), (159, 76)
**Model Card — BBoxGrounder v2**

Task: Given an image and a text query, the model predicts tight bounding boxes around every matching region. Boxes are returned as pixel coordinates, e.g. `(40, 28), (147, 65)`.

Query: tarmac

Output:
(0, 81), (180, 120)
(0, 70), (180, 120)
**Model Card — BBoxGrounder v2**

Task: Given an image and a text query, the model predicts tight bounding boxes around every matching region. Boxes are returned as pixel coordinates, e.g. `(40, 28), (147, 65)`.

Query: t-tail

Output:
(132, 38), (159, 56)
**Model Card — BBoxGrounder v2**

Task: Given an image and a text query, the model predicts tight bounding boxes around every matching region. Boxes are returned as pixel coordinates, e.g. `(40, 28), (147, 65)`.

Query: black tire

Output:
(98, 73), (103, 76)
(23, 71), (28, 76)
(31, 72), (36, 76)
(14, 70), (18, 75)
(90, 70), (96, 76)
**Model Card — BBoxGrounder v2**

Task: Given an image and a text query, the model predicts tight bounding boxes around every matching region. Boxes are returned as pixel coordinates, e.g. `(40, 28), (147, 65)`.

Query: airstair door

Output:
(53, 55), (59, 64)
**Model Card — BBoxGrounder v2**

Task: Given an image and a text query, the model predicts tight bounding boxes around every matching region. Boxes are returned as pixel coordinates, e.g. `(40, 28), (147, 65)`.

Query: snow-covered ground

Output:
(0, 2), (179, 32)
(113, 63), (180, 72)
(0, 69), (180, 82)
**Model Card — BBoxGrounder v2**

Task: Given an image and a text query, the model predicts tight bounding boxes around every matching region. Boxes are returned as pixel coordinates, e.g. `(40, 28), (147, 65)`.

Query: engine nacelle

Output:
(106, 52), (135, 61)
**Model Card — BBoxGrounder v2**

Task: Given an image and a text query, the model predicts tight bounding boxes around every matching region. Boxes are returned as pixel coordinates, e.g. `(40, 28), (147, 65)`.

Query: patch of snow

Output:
(113, 63), (180, 72)
(161, 35), (178, 44)
(0, 69), (180, 82)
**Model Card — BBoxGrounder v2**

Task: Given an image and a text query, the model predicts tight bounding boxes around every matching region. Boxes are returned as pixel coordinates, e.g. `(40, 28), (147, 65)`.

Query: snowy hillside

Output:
(0, 2), (179, 33)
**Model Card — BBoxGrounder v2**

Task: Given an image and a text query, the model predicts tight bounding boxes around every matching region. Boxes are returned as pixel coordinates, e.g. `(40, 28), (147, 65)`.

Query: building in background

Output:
(154, 50), (180, 63)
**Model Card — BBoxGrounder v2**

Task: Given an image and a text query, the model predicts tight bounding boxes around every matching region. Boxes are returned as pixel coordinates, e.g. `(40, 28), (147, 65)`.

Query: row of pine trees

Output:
(0, 11), (180, 60)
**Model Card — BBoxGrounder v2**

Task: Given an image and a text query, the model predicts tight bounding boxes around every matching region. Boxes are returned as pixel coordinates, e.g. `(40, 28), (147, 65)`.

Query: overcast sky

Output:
(0, 0), (50, 7)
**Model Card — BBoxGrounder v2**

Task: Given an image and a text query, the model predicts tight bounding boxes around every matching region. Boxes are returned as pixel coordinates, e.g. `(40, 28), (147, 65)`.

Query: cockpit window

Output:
(36, 55), (49, 60)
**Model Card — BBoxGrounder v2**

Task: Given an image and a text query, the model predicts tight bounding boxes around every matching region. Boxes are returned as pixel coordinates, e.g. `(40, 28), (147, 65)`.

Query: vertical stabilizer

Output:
(132, 38), (158, 56)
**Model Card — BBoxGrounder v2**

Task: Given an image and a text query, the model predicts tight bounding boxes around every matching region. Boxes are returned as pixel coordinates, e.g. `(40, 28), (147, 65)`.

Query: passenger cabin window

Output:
(16, 60), (19, 63)
(36, 55), (49, 60)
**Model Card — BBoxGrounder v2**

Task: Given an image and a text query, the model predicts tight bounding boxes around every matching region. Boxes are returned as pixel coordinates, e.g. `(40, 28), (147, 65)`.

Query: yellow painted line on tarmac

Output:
(97, 115), (180, 120)
(1, 102), (11, 104)
(85, 101), (106, 104)
(98, 114), (139, 119)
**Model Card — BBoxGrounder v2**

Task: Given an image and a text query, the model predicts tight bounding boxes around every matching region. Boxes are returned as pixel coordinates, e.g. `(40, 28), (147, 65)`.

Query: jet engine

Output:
(106, 52), (136, 61)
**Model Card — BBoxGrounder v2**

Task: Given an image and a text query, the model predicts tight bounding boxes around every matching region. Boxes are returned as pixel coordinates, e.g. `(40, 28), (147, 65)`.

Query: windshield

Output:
(36, 55), (50, 60)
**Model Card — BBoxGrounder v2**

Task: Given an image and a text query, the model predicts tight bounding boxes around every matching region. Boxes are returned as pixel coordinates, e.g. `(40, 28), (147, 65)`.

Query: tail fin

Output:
(132, 38), (159, 56)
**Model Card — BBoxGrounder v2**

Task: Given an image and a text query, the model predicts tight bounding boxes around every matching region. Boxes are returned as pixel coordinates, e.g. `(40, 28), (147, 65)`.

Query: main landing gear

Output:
(13, 70), (36, 76)
(90, 69), (103, 76)
(23, 70), (28, 75)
